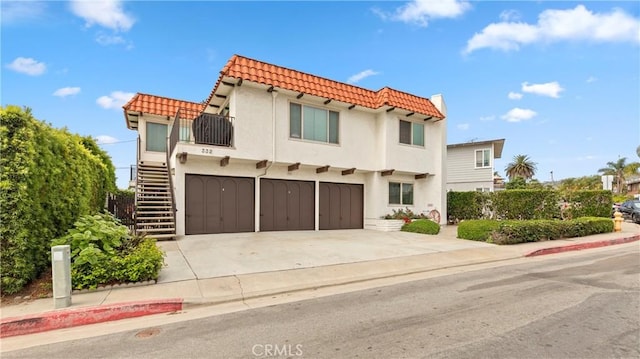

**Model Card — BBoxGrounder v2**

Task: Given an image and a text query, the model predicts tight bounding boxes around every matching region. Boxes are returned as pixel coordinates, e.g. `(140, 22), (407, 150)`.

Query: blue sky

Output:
(2, 0), (639, 189)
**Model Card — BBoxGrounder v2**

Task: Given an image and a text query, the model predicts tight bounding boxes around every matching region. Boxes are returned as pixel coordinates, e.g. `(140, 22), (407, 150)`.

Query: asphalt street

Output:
(3, 244), (639, 359)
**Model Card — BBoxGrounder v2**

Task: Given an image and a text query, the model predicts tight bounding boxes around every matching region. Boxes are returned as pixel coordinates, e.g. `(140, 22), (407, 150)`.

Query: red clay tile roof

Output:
(206, 55), (444, 119)
(123, 93), (203, 129)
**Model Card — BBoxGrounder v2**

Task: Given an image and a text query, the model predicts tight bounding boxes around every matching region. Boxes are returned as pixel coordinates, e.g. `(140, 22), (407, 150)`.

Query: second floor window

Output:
(399, 120), (424, 146)
(290, 103), (339, 144)
(146, 122), (168, 152)
(475, 149), (491, 168)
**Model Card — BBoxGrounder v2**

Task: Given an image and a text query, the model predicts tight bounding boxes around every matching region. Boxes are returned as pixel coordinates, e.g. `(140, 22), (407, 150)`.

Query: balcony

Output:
(170, 108), (234, 157)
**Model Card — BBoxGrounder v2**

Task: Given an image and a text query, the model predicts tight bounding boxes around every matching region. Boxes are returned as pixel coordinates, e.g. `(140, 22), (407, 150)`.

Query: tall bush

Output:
(0, 106), (116, 294)
(561, 190), (612, 218)
(490, 190), (560, 220)
(447, 191), (487, 223)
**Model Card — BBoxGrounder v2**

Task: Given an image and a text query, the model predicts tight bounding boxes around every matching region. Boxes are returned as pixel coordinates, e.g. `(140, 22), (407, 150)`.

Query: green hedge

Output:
(491, 190), (560, 220)
(401, 219), (440, 235)
(447, 191), (486, 223)
(1, 106), (116, 294)
(561, 191), (612, 219)
(448, 190), (612, 222)
(457, 220), (501, 241)
(457, 217), (613, 245)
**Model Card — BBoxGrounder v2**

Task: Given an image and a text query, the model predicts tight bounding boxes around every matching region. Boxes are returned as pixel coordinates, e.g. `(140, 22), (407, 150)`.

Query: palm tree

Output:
(598, 157), (640, 194)
(505, 154), (537, 180)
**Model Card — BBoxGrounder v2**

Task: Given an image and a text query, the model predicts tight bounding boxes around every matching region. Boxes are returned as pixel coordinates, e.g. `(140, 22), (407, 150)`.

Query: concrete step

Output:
(137, 233), (175, 240)
(136, 227), (176, 233)
(136, 216), (174, 221)
(138, 173), (168, 178)
(136, 223), (175, 228)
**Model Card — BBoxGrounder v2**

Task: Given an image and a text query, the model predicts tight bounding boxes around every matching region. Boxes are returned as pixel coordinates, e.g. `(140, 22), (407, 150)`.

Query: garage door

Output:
(185, 175), (254, 235)
(260, 179), (315, 231)
(319, 182), (363, 230)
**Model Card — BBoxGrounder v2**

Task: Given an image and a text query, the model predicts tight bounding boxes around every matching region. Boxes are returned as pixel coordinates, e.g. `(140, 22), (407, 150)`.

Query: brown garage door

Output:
(260, 179), (315, 231)
(319, 182), (363, 230)
(185, 175), (254, 235)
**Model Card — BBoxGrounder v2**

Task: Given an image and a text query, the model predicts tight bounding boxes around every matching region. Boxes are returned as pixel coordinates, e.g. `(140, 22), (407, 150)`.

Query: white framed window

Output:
(399, 120), (424, 146)
(146, 122), (168, 152)
(475, 149), (491, 168)
(290, 103), (339, 144)
(475, 187), (491, 192)
(389, 182), (413, 205)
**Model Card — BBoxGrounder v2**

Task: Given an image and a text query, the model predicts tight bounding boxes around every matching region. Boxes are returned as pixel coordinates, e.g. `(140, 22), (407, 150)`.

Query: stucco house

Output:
(446, 139), (505, 192)
(123, 55), (447, 238)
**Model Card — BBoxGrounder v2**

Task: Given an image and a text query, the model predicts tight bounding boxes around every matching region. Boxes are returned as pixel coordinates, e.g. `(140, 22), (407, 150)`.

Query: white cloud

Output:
(53, 87), (81, 97)
(499, 9), (521, 22)
(69, 0), (135, 32)
(347, 69), (380, 84)
(95, 33), (134, 49)
(95, 135), (118, 144)
(6, 57), (46, 76)
(479, 115), (495, 121)
(465, 5), (640, 53)
(521, 81), (564, 98)
(96, 91), (135, 110)
(501, 108), (537, 123)
(96, 33), (125, 45)
(586, 76), (597, 83)
(508, 91), (523, 100)
(1, 1), (47, 24)
(457, 123), (470, 130)
(374, 0), (470, 27)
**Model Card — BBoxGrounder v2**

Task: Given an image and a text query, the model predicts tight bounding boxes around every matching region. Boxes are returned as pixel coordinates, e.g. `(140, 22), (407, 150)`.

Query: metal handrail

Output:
(166, 132), (177, 232)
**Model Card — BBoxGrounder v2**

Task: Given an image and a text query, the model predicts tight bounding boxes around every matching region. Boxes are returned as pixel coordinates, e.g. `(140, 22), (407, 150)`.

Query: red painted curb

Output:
(525, 235), (640, 257)
(0, 298), (183, 338)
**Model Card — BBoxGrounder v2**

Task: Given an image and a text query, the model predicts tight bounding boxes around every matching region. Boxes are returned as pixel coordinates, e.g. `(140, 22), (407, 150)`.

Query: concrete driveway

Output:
(156, 226), (494, 283)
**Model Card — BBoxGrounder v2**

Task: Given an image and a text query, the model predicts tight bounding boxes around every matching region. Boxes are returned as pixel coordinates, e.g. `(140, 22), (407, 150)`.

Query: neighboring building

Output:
(626, 176), (640, 198)
(446, 139), (505, 192)
(123, 55), (448, 238)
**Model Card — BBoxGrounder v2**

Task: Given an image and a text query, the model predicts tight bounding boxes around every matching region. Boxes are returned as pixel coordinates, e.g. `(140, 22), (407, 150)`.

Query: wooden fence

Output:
(106, 192), (135, 232)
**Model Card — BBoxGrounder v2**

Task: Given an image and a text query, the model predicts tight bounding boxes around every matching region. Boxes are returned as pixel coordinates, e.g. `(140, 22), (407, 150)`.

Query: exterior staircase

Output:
(135, 162), (175, 240)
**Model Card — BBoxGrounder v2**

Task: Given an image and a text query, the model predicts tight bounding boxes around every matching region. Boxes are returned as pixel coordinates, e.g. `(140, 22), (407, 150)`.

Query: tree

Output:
(558, 175), (602, 192)
(636, 145), (640, 159)
(598, 157), (640, 194)
(505, 154), (537, 180)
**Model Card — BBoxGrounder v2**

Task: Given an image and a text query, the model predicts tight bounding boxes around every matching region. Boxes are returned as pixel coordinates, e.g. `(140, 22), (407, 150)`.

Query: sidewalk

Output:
(1, 222), (638, 338)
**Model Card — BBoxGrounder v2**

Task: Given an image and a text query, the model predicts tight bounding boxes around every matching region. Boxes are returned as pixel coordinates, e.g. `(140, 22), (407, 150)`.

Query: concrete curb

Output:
(0, 298), (183, 338)
(524, 234), (640, 257)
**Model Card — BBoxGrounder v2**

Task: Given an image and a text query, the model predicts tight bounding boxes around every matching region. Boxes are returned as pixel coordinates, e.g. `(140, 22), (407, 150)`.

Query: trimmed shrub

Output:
(1, 106), (116, 294)
(52, 213), (165, 290)
(490, 217), (614, 245)
(458, 217), (614, 244)
(491, 190), (561, 220)
(562, 217), (614, 238)
(401, 219), (440, 235)
(561, 191), (612, 219)
(447, 191), (487, 223)
(457, 220), (501, 241)
(490, 220), (564, 245)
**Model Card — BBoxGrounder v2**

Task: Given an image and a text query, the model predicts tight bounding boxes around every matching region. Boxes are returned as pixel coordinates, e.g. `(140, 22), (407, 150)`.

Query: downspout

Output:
(258, 90), (278, 177)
